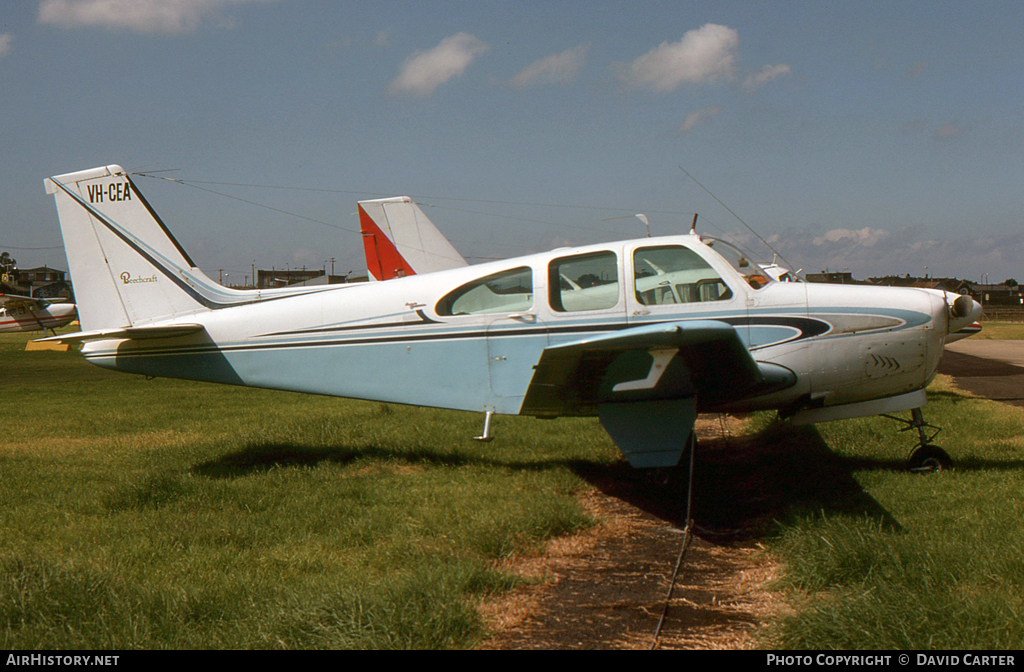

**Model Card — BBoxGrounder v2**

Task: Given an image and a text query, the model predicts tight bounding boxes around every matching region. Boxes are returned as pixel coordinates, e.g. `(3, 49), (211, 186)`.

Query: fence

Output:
(981, 307), (1024, 322)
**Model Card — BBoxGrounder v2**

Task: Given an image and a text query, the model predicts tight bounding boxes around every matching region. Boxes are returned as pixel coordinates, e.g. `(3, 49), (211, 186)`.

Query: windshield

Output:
(702, 238), (774, 290)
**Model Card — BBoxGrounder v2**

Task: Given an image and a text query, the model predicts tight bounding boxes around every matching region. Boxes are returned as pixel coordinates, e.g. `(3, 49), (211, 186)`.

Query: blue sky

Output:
(2, 0), (1022, 284)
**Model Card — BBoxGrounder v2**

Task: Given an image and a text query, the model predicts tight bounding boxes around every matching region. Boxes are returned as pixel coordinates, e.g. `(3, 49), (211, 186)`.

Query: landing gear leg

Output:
(887, 408), (951, 473)
(473, 410), (495, 442)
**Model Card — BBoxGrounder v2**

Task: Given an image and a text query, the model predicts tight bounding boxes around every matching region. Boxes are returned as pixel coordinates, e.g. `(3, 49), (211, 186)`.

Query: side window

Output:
(633, 246), (733, 306)
(549, 251), (620, 312)
(704, 239), (773, 289)
(436, 267), (533, 316)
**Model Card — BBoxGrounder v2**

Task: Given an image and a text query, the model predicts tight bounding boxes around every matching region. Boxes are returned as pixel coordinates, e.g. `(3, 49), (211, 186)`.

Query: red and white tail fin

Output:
(357, 197), (467, 281)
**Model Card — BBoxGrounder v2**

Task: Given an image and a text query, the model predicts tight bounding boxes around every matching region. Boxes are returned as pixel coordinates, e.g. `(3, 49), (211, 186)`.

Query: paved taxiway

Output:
(939, 340), (1024, 407)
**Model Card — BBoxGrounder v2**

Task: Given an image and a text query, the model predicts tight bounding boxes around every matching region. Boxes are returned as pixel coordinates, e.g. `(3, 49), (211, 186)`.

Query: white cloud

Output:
(388, 32), (490, 96)
(743, 63), (791, 89)
(510, 44), (589, 87)
(37, 0), (273, 35)
(678, 105), (723, 134)
(0, 34), (12, 58)
(812, 227), (891, 248)
(619, 23), (739, 91)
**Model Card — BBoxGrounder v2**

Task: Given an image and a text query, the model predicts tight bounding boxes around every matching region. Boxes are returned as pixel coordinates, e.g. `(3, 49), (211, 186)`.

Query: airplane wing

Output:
(521, 320), (796, 416)
(0, 293), (55, 310)
(520, 320), (797, 468)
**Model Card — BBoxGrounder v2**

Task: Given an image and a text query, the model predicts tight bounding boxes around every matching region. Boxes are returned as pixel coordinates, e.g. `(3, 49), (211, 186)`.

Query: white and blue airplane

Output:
(42, 164), (982, 470)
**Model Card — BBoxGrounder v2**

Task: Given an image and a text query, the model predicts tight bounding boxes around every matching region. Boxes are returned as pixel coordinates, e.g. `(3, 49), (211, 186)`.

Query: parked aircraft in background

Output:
(761, 261), (801, 283)
(358, 196), (466, 281)
(0, 293), (76, 334)
(42, 165), (983, 471)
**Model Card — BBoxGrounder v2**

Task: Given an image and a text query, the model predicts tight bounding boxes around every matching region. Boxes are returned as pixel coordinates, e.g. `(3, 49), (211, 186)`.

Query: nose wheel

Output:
(884, 408), (952, 473)
(907, 444), (952, 473)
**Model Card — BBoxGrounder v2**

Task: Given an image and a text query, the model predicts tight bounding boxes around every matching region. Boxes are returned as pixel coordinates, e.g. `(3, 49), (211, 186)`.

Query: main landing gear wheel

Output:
(907, 444), (952, 473)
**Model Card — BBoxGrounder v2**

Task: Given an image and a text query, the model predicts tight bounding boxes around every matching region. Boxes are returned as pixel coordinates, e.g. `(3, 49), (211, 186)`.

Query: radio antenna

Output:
(678, 166), (792, 267)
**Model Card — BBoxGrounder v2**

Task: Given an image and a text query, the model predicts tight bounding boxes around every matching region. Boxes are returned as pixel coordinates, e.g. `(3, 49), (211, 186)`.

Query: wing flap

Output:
(520, 320), (795, 417)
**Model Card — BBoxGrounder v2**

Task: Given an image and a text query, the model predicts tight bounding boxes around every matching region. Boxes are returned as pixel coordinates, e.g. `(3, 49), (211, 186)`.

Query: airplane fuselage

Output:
(0, 302), (77, 333)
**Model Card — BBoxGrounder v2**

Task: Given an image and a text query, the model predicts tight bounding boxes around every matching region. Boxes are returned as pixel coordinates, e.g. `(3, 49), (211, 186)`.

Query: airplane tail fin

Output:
(357, 196), (467, 281)
(45, 165), (227, 331)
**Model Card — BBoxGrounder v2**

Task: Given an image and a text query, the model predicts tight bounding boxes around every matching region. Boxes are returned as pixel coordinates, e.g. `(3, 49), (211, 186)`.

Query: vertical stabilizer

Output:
(358, 196), (467, 281)
(45, 165), (211, 331)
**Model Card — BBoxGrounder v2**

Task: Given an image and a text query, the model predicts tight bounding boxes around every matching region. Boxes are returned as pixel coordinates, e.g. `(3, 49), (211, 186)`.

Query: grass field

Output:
(2, 328), (1023, 649)
(756, 372), (1024, 649)
(972, 320), (1024, 340)
(0, 331), (616, 649)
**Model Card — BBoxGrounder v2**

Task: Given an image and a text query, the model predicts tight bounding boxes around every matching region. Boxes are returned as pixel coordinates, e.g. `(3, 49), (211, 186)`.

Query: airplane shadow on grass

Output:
(191, 420), (896, 540)
(192, 411), (1023, 542)
(574, 422), (908, 541)
(192, 440), (476, 478)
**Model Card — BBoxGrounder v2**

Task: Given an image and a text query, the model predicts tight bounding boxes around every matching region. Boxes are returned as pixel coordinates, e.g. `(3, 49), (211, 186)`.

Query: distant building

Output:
(867, 275), (970, 294)
(805, 271), (862, 285)
(255, 269), (366, 289)
(965, 282), (1022, 306)
(10, 266), (74, 300)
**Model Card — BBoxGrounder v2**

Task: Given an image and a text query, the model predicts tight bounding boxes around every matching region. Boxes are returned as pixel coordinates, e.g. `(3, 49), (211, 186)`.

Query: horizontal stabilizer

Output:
(35, 323), (206, 344)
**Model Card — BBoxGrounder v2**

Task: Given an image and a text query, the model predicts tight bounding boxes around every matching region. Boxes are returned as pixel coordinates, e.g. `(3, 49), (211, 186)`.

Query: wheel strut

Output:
(473, 410), (495, 442)
(884, 407), (952, 473)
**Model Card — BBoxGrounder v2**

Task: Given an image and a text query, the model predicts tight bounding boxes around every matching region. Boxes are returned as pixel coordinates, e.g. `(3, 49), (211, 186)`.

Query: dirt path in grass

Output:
(478, 418), (791, 650)
(477, 490), (785, 650)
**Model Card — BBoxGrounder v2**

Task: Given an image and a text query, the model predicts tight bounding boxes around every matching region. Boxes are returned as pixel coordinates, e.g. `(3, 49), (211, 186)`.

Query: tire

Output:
(908, 445), (952, 473)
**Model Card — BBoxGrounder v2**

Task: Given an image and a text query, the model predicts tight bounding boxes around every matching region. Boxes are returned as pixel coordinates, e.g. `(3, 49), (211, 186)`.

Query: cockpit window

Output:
(436, 267), (533, 316)
(703, 238), (773, 290)
(633, 246), (733, 305)
(549, 251), (620, 312)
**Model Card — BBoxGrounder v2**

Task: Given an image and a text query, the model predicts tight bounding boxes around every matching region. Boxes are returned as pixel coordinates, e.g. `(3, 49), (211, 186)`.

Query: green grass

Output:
(756, 375), (1024, 650)
(974, 320), (1024, 339)
(0, 332), (616, 649)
